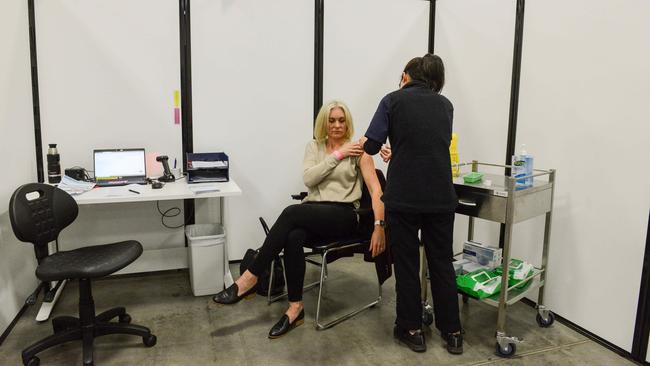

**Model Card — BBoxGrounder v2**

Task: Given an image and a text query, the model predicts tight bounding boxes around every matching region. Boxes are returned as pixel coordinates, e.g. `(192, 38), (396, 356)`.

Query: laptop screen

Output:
(94, 149), (146, 181)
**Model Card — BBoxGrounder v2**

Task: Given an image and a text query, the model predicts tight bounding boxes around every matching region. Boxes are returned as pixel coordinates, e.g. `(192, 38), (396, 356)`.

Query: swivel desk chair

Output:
(9, 183), (156, 366)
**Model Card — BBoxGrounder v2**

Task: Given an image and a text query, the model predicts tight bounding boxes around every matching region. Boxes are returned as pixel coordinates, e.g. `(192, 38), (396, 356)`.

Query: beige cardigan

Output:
(302, 140), (362, 208)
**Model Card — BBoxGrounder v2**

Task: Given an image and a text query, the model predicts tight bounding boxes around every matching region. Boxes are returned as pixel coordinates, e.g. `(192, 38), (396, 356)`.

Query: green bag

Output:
(495, 258), (534, 290)
(456, 269), (502, 299)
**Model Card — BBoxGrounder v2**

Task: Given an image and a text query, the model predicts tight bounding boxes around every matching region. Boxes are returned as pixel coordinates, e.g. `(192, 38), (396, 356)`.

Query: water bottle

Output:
(512, 144), (533, 190)
(47, 144), (61, 183)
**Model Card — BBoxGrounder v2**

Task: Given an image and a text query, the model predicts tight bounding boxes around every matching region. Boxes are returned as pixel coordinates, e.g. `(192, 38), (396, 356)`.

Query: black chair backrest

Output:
(9, 183), (78, 260)
(357, 169), (387, 235)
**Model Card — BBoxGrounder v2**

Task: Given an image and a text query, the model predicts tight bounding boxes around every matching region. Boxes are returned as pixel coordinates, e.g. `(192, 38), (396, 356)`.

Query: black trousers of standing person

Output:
(248, 202), (358, 302)
(387, 209), (461, 334)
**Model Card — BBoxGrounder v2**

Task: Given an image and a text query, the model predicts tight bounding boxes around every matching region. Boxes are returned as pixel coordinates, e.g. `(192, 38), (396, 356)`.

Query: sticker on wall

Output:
(173, 90), (181, 125)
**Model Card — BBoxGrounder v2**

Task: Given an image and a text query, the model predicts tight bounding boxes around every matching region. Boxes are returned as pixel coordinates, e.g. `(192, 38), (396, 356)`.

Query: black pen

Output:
(128, 189), (140, 194)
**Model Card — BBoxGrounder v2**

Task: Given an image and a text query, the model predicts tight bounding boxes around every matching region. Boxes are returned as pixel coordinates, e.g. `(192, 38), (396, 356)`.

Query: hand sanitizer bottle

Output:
(449, 133), (460, 178)
(512, 144), (533, 189)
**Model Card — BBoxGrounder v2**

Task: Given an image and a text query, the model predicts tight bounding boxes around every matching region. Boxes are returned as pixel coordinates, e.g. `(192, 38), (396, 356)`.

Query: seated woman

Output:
(213, 100), (386, 338)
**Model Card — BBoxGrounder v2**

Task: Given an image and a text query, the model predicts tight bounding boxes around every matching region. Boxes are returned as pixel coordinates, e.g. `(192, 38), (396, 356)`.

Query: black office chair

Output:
(264, 169), (388, 330)
(9, 183), (156, 366)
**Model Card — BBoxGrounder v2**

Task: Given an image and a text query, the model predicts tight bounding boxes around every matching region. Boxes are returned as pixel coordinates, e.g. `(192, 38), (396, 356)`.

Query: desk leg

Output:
(35, 280), (67, 322)
(221, 197), (234, 287)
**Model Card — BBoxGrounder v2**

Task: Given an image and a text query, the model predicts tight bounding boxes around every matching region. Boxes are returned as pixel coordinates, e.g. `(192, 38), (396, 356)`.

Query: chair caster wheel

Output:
(25, 357), (40, 366)
(143, 334), (157, 347)
(496, 341), (516, 357)
(119, 314), (132, 324)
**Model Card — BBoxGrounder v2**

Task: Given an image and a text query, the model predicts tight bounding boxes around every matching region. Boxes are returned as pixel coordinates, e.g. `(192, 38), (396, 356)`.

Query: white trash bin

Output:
(186, 224), (225, 296)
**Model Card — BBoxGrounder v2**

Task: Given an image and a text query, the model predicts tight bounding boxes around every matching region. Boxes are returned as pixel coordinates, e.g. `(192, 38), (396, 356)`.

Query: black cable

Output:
(156, 200), (193, 229)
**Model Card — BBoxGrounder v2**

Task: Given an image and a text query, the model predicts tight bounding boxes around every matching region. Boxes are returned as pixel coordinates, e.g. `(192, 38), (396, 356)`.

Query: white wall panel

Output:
(35, 0), (185, 254)
(515, 0), (650, 351)
(435, 0), (516, 251)
(192, 0), (314, 259)
(36, 0), (182, 170)
(0, 0), (39, 331)
(323, 0), (429, 173)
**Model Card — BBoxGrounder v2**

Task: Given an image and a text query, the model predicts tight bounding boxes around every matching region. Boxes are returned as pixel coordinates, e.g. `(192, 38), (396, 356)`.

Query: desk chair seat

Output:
(36, 241), (142, 281)
(9, 183), (156, 366)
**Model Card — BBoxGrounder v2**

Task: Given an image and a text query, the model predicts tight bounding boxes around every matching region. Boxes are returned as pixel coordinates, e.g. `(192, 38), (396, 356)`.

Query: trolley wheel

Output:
(119, 314), (132, 324)
(496, 342), (516, 357)
(536, 311), (555, 328)
(25, 357), (40, 366)
(143, 334), (157, 347)
(422, 310), (434, 326)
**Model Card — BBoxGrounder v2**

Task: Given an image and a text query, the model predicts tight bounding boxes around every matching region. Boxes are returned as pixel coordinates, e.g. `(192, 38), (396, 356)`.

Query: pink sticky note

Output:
(174, 108), (180, 125)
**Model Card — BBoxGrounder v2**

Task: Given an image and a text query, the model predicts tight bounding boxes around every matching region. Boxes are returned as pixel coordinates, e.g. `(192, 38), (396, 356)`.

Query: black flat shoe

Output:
(268, 310), (304, 339)
(212, 283), (256, 305)
(394, 326), (426, 353)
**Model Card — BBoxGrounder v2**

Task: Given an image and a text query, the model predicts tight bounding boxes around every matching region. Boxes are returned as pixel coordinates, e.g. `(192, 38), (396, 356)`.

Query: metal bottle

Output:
(47, 144), (61, 183)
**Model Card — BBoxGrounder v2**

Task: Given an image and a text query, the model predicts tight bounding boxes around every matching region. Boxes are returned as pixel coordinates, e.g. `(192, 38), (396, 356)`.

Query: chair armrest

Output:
(291, 192), (308, 201)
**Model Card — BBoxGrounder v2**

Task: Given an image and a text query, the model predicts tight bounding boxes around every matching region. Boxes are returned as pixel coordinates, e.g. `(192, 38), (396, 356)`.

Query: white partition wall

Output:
(323, 0), (429, 173)
(0, 0), (39, 331)
(34, 0), (186, 256)
(192, 0), (314, 259)
(514, 0), (650, 351)
(36, 0), (182, 169)
(435, 0), (516, 251)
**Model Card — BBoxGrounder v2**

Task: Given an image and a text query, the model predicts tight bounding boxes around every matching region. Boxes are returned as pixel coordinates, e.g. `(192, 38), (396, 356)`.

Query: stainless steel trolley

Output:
(420, 160), (556, 357)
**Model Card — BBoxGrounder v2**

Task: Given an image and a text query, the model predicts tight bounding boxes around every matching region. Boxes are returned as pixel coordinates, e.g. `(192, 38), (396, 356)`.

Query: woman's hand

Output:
(337, 142), (363, 158)
(380, 145), (392, 162)
(369, 227), (386, 257)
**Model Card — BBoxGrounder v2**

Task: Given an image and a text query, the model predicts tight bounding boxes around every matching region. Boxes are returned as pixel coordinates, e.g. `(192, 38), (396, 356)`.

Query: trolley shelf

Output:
(482, 268), (544, 307)
(421, 161), (557, 358)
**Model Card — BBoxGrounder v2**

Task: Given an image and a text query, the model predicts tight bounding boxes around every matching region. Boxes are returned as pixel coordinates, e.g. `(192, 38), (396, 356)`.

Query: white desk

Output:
(73, 179), (242, 275)
(36, 179), (241, 321)
(74, 179), (242, 205)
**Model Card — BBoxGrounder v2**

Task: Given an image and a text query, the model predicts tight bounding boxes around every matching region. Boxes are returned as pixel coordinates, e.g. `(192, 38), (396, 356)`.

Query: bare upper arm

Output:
(359, 154), (382, 196)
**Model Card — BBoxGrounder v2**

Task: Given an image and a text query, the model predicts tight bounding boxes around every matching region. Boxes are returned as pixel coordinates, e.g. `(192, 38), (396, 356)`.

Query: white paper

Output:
(57, 176), (96, 195)
(191, 161), (227, 168)
(189, 184), (220, 194)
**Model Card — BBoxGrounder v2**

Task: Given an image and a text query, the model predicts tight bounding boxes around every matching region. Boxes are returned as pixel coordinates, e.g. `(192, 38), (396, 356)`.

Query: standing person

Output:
(360, 54), (463, 354)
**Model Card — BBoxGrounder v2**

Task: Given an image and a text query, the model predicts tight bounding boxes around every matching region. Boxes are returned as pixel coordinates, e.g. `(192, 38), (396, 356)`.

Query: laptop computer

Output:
(93, 148), (147, 186)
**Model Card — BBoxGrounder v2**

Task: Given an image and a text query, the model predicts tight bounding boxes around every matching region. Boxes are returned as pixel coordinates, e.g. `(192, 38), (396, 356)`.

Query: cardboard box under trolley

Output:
(186, 152), (229, 183)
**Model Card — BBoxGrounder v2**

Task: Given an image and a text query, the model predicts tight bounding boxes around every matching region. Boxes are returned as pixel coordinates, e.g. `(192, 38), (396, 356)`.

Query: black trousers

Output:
(387, 209), (461, 334)
(249, 202), (358, 302)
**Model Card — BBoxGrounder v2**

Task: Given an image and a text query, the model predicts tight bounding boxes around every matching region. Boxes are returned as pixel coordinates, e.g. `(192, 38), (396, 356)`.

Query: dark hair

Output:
(403, 54), (445, 93)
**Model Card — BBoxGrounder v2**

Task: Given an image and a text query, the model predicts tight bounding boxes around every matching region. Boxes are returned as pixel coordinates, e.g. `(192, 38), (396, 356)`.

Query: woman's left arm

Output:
(359, 154), (386, 257)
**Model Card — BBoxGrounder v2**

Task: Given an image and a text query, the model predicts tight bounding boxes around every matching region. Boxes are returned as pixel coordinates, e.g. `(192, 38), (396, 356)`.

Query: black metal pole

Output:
(500, 0), (525, 248)
(428, 0), (436, 54)
(28, 0), (44, 183)
(179, 0), (193, 165)
(179, 0), (195, 226)
(632, 212), (650, 362)
(313, 0), (324, 123)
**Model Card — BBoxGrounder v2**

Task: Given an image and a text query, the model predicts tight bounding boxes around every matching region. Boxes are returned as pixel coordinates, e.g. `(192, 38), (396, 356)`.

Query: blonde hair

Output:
(313, 100), (354, 142)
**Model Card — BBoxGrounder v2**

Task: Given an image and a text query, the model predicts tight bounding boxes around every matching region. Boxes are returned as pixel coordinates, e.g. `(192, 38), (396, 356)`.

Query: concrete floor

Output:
(0, 257), (635, 366)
